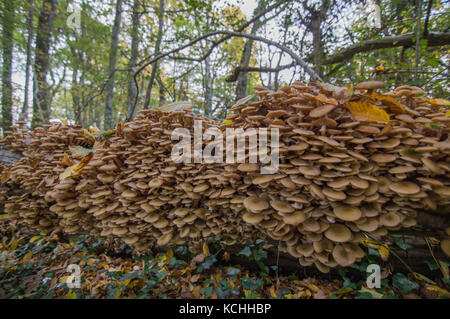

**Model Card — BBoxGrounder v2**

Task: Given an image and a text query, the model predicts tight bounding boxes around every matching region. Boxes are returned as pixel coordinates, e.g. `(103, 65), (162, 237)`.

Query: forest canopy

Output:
(0, 0), (449, 133)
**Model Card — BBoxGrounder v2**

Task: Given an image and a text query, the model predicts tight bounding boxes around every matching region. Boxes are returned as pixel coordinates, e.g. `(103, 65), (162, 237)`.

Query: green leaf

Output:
(241, 277), (264, 290)
(238, 246), (252, 258)
(382, 290), (399, 299)
(395, 241), (413, 250)
(392, 273), (419, 293)
(226, 267), (240, 276)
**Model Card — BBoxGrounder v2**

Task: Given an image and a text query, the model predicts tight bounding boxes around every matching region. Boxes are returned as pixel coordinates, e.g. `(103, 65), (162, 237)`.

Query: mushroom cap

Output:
(157, 232), (173, 246)
(389, 181), (420, 195)
(242, 212), (265, 224)
(332, 244), (356, 267)
(333, 205), (362, 221)
(243, 196), (269, 213)
(441, 238), (450, 257)
(237, 163), (259, 172)
(355, 81), (385, 90)
(380, 212), (401, 227)
(323, 187), (348, 201)
(324, 224), (352, 242)
(270, 199), (295, 213)
(283, 211), (307, 225)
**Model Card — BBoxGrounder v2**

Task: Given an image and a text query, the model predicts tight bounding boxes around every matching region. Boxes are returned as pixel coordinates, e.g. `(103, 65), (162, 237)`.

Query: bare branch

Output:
(225, 63), (296, 83)
(323, 32), (450, 65)
(128, 29), (321, 121)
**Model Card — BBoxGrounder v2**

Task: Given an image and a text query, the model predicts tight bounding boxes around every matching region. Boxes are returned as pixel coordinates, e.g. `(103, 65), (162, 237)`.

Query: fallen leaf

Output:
(378, 245), (390, 261)
(69, 146), (93, 160)
(158, 101), (192, 112)
(344, 101), (390, 123)
(62, 152), (74, 166)
(424, 98), (450, 106)
(202, 241), (210, 256)
(270, 287), (277, 298)
(372, 93), (405, 114)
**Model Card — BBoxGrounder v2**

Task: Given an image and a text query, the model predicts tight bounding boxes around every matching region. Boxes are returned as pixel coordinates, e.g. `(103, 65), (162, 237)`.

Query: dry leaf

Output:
(344, 101), (390, 123)
(62, 152), (74, 166)
(372, 93), (406, 114)
(158, 101), (192, 112)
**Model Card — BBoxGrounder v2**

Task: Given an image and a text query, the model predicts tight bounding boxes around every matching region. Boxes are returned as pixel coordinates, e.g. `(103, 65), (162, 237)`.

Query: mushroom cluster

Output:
(1, 80), (449, 272)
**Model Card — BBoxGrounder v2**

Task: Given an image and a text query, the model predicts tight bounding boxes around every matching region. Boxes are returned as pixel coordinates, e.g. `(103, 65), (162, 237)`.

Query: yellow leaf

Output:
(59, 153), (94, 180)
(425, 98), (450, 106)
(66, 289), (77, 299)
(270, 287), (277, 298)
(445, 110), (450, 117)
(59, 276), (68, 284)
(378, 245), (390, 261)
(22, 251), (33, 263)
(344, 101), (390, 123)
(61, 119), (68, 125)
(164, 248), (173, 262)
(123, 279), (131, 286)
(202, 242), (210, 256)
(62, 152), (74, 166)
(360, 239), (381, 249)
(426, 285), (450, 298)
(115, 289), (121, 298)
(192, 285), (201, 298)
(1, 169), (11, 183)
(29, 235), (41, 243)
(372, 93), (405, 114)
(9, 238), (22, 250)
(221, 119), (233, 125)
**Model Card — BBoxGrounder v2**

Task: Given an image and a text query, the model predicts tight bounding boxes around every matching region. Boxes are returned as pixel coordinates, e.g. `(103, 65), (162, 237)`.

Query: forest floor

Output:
(0, 216), (449, 299)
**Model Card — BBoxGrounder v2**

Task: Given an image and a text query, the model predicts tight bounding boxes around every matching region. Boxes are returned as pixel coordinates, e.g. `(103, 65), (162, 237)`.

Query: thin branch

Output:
(128, 30), (322, 121)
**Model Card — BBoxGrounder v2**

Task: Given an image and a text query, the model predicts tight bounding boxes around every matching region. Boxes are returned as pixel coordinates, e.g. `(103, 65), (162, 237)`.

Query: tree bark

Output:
(126, 0), (141, 120)
(20, 0), (34, 122)
(1, 0), (15, 134)
(143, 0), (165, 110)
(31, 0), (56, 129)
(234, 1), (266, 101)
(203, 55), (213, 116)
(104, 0), (123, 130)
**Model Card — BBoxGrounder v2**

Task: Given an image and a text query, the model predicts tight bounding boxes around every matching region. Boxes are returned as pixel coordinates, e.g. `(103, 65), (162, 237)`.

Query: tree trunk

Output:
(104, 0), (123, 130)
(126, 0), (141, 120)
(20, 0), (34, 122)
(143, 0), (165, 110)
(31, 0), (56, 129)
(157, 70), (166, 107)
(1, 0), (15, 134)
(234, 1), (266, 101)
(203, 55), (213, 116)
(310, 11), (323, 78)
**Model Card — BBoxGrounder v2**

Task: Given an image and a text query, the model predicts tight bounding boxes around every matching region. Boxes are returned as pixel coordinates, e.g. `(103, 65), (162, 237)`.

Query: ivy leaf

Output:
(227, 267), (240, 276)
(392, 273), (419, 293)
(238, 246), (252, 258)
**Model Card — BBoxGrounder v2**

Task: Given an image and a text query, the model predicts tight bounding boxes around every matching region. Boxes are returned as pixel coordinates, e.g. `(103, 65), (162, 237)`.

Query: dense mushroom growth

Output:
(1, 81), (449, 273)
